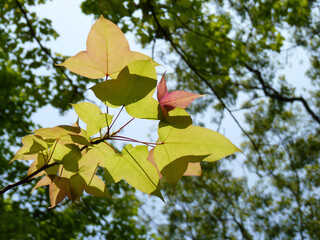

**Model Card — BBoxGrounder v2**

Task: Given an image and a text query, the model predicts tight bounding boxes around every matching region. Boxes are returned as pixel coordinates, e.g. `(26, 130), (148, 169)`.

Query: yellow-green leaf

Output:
(73, 102), (113, 137)
(84, 175), (111, 198)
(153, 109), (240, 184)
(91, 60), (162, 119)
(106, 145), (160, 194)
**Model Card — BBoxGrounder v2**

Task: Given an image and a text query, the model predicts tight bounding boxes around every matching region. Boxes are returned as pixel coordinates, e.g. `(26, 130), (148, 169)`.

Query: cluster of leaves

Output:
(9, 16), (239, 208)
(80, 0), (320, 238)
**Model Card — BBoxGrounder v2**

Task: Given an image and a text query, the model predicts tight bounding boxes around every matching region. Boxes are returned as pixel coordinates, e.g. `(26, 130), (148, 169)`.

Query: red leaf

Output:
(157, 72), (203, 115)
(157, 72), (168, 102)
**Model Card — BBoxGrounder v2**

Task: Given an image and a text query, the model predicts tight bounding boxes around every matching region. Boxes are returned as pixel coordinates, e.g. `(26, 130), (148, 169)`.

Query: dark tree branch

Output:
(0, 162), (58, 195)
(245, 64), (320, 124)
(146, 0), (264, 164)
(14, 0), (79, 111)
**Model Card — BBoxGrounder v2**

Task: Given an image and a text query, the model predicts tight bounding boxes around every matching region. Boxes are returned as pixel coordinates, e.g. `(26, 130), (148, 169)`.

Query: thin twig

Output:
(245, 64), (320, 124)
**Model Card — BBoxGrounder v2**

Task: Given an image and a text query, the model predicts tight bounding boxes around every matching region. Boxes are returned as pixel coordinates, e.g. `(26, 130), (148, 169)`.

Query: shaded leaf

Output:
(68, 174), (86, 201)
(49, 176), (71, 208)
(84, 175), (111, 198)
(27, 153), (59, 178)
(11, 135), (47, 162)
(91, 60), (162, 119)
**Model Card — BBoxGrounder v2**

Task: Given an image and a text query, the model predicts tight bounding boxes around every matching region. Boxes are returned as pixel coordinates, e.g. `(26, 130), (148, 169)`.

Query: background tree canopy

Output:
(1, 0), (320, 239)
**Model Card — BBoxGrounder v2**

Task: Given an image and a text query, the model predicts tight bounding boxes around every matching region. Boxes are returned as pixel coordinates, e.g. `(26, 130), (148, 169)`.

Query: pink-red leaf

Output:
(157, 72), (203, 114)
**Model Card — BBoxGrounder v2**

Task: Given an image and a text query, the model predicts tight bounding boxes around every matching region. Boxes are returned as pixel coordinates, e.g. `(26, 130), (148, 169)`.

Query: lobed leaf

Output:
(73, 102), (113, 137)
(56, 15), (156, 79)
(35, 125), (90, 146)
(84, 175), (111, 198)
(12, 135), (47, 162)
(91, 60), (162, 119)
(157, 72), (204, 115)
(153, 108), (240, 184)
(105, 145), (160, 194)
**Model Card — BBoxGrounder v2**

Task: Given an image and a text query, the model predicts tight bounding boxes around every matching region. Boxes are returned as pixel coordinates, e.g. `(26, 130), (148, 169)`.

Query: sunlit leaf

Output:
(183, 162), (202, 176)
(157, 72), (204, 115)
(73, 102), (113, 137)
(106, 145), (160, 194)
(31, 175), (52, 193)
(35, 125), (90, 146)
(154, 108), (240, 184)
(56, 15), (156, 79)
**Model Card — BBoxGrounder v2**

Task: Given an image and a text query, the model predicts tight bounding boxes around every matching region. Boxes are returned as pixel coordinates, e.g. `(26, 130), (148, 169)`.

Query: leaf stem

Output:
(111, 117), (135, 137)
(109, 135), (161, 147)
(107, 106), (124, 136)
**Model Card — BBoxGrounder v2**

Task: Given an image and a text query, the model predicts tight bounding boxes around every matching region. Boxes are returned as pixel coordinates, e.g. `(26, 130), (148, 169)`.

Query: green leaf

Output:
(78, 148), (101, 185)
(84, 175), (111, 198)
(51, 143), (81, 177)
(91, 60), (162, 119)
(35, 125), (90, 146)
(106, 145), (160, 194)
(153, 109), (241, 184)
(68, 174), (86, 201)
(27, 152), (59, 178)
(72, 102), (113, 137)
(12, 135), (47, 161)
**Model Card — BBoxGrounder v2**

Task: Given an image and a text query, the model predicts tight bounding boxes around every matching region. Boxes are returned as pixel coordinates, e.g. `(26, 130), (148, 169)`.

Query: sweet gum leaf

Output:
(91, 60), (162, 119)
(35, 125), (90, 146)
(56, 15), (156, 79)
(32, 175), (52, 193)
(78, 149), (101, 185)
(68, 174), (86, 201)
(11, 135), (48, 162)
(27, 152), (59, 178)
(49, 176), (71, 208)
(106, 145), (160, 194)
(84, 175), (111, 198)
(160, 155), (207, 184)
(157, 72), (204, 115)
(153, 108), (240, 184)
(72, 102), (113, 137)
(183, 162), (202, 176)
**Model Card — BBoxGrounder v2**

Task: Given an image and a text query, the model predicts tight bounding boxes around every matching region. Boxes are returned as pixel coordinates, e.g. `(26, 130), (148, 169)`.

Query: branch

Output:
(0, 162), (58, 195)
(245, 64), (320, 124)
(14, 0), (79, 111)
(146, 0), (264, 164)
